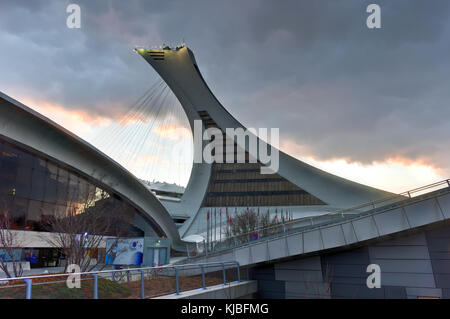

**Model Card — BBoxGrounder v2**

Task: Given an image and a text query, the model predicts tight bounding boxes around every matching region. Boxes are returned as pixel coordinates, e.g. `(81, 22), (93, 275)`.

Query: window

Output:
(29, 168), (46, 201)
(0, 137), (161, 238)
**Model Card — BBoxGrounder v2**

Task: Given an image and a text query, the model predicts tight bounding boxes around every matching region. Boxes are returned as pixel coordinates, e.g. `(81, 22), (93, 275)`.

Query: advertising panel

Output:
(105, 238), (144, 266)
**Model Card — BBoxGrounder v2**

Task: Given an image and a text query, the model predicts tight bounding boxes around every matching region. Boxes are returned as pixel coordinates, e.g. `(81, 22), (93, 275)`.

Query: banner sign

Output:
(105, 238), (144, 265)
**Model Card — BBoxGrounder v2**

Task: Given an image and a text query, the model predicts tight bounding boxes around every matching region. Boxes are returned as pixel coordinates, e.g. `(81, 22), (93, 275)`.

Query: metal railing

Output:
(188, 179), (450, 256)
(0, 261), (241, 299)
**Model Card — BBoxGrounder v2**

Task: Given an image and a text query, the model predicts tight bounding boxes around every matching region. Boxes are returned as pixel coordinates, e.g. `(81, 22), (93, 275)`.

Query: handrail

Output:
(338, 178), (450, 214)
(200, 178), (450, 253)
(0, 261), (239, 283)
(0, 261), (241, 299)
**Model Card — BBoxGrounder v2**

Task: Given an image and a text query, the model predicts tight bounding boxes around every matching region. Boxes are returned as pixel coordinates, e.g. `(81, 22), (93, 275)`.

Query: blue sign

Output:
(105, 238), (144, 266)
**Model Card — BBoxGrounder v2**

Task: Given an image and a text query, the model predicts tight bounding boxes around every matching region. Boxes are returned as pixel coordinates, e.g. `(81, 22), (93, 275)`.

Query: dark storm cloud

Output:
(0, 0), (450, 173)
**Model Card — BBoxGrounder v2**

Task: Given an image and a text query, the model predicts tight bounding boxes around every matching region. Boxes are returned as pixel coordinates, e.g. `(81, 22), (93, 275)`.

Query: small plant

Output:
(0, 198), (24, 278)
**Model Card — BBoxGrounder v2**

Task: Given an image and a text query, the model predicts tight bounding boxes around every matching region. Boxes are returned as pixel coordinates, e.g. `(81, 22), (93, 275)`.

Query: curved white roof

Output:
(0, 91), (186, 251)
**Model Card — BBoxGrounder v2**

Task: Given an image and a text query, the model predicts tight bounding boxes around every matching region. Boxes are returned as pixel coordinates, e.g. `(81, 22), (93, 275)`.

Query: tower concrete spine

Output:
(136, 46), (392, 236)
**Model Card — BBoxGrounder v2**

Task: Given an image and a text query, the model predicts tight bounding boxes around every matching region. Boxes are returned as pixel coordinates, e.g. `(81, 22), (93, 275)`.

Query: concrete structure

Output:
(154, 280), (257, 299)
(182, 185), (450, 265)
(179, 180), (450, 298)
(251, 223), (450, 299)
(135, 45), (450, 298)
(141, 180), (188, 228)
(142, 180), (185, 200)
(136, 45), (393, 240)
(2, 43), (447, 298)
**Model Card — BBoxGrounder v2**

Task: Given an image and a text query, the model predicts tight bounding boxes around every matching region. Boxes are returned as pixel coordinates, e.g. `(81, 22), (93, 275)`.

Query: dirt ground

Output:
(123, 274), (226, 298)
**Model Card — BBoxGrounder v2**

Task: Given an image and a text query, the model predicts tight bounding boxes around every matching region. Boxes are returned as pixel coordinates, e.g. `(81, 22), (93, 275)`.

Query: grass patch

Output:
(0, 271), (230, 299)
(0, 277), (133, 299)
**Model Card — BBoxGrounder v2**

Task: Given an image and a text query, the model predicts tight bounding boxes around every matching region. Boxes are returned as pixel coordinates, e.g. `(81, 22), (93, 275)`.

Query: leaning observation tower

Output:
(135, 45), (392, 239)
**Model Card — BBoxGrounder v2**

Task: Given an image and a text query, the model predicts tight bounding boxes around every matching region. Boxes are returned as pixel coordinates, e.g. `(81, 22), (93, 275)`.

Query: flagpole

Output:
(247, 206), (250, 231)
(209, 210), (212, 251)
(210, 210), (212, 251)
(214, 208), (217, 248)
(257, 207), (259, 231)
(206, 210), (209, 252)
(208, 211), (212, 250)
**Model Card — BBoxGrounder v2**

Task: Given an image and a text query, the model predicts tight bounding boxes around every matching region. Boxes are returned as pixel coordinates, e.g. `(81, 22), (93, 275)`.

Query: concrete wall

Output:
(154, 280), (257, 299)
(250, 223), (450, 299)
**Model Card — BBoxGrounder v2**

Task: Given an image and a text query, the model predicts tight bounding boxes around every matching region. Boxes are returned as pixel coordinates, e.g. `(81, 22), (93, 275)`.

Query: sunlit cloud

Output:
(14, 96), (113, 136)
(154, 123), (191, 140)
(281, 139), (445, 193)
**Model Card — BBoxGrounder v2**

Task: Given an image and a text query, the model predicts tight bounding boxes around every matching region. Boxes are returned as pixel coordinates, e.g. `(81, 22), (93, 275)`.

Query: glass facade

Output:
(197, 110), (326, 207)
(0, 136), (161, 237)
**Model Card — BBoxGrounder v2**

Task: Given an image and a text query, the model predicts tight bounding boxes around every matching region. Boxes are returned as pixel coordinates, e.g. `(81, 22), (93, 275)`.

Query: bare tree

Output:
(42, 189), (130, 272)
(0, 200), (24, 278)
(222, 209), (279, 247)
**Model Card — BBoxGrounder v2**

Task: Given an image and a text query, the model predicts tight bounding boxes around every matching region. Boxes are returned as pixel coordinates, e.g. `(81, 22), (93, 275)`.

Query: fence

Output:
(0, 261), (241, 299)
(185, 179), (450, 256)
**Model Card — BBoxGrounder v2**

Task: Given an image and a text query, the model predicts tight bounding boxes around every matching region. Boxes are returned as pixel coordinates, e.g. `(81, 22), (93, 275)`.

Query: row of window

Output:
(214, 168), (261, 174)
(206, 190), (310, 197)
(203, 194), (325, 207)
(213, 178), (286, 184)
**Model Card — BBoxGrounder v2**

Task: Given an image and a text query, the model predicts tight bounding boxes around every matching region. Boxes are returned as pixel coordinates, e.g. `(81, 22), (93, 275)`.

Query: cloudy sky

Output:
(1, 0), (449, 192)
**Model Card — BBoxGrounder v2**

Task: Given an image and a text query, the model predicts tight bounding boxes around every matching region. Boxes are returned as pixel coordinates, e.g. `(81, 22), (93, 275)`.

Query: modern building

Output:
(0, 92), (185, 269)
(135, 45), (392, 240)
(136, 45), (450, 299)
(141, 180), (185, 201)
(2, 44), (449, 298)
(141, 180), (188, 228)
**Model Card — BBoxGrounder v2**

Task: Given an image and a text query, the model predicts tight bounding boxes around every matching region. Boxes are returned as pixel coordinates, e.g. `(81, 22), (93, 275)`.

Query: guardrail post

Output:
(222, 263), (226, 285)
(139, 270), (145, 299)
(92, 273), (98, 299)
(236, 262), (241, 283)
(24, 279), (32, 299)
(201, 265), (206, 289)
(175, 267), (180, 295)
